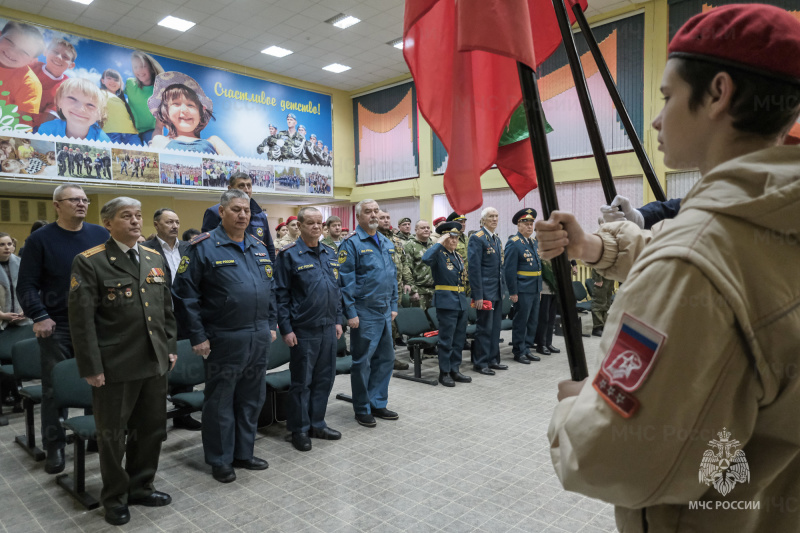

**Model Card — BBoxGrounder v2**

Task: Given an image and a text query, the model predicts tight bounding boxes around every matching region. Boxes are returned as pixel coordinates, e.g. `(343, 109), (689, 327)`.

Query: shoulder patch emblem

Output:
(475, 230), (484, 238)
(70, 274), (80, 291)
(177, 256), (190, 274)
(190, 232), (211, 245)
(265, 264), (273, 278)
(139, 245), (160, 255)
(81, 244), (106, 258)
(338, 250), (347, 264)
(255, 227), (264, 237)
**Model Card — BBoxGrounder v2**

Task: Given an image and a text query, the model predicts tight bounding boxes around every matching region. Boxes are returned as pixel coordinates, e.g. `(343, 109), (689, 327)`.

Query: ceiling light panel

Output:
(322, 63), (351, 73)
(158, 16), (196, 32)
(261, 46), (293, 58)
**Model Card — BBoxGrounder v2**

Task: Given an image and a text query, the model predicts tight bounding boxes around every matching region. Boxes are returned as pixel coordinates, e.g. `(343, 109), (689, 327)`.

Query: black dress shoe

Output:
(489, 363), (508, 370)
(129, 491), (172, 507)
(290, 432), (312, 452)
(44, 448), (65, 474)
(173, 415), (202, 431)
(513, 355), (530, 364)
(592, 327), (603, 337)
(310, 427), (341, 440)
(450, 371), (472, 383)
(473, 366), (495, 375)
(232, 457), (269, 470)
(438, 372), (455, 387)
(355, 413), (376, 427)
(212, 464), (236, 483)
(547, 345), (561, 353)
(372, 407), (399, 420)
(526, 353), (541, 362)
(104, 505), (130, 526)
(536, 346), (551, 355)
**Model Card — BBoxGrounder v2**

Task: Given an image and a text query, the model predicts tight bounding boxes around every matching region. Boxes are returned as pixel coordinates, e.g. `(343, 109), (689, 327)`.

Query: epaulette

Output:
(249, 233), (266, 247)
(511, 236), (520, 242)
(343, 231), (358, 241)
(475, 230), (484, 237)
(81, 244), (105, 258)
(139, 245), (160, 255)
(277, 242), (296, 254)
(321, 242), (335, 252)
(189, 232), (211, 245)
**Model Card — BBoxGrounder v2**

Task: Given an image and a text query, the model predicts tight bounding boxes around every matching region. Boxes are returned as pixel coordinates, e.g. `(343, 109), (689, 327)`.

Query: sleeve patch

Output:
(177, 256), (190, 274)
(70, 274), (80, 291)
(600, 313), (667, 393)
(593, 370), (640, 418)
(338, 250), (347, 264)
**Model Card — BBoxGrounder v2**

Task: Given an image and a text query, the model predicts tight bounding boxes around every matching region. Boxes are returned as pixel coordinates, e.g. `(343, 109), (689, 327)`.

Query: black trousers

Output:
(535, 294), (558, 348)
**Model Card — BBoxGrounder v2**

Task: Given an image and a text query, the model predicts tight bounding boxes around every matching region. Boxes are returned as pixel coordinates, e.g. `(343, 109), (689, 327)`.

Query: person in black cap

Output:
(445, 212), (470, 291)
(421, 222), (471, 387)
(504, 208), (542, 364)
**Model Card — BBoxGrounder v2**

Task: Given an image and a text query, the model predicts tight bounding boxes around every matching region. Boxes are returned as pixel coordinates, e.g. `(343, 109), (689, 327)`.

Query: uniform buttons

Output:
(141, 288), (146, 293)
(148, 316), (152, 322)
(149, 330), (153, 335)
(145, 302), (149, 307)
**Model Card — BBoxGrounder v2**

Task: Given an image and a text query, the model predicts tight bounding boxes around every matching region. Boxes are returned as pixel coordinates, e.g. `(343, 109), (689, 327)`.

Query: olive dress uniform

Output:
(274, 239), (343, 435)
(421, 234), (468, 377)
(504, 209), (542, 363)
(467, 227), (504, 370)
(68, 240), (176, 512)
(172, 227), (277, 468)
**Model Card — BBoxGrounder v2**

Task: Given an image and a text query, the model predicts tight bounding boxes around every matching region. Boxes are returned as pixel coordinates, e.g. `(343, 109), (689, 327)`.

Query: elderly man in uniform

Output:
(468, 207), (506, 375)
(201, 172), (275, 260)
(339, 199), (399, 427)
(446, 212), (470, 296)
(68, 197), (177, 526)
(396, 217), (412, 242)
(173, 189), (277, 484)
(422, 222), (471, 387)
(537, 6), (800, 532)
(504, 208), (542, 364)
(275, 207), (343, 452)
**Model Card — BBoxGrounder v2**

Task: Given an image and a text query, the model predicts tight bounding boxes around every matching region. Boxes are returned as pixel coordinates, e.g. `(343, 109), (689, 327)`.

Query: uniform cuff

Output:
(585, 230), (619, 271)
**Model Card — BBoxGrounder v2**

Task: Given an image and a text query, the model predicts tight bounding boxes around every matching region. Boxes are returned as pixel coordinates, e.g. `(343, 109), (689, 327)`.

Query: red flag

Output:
(404, 0), (587, 213)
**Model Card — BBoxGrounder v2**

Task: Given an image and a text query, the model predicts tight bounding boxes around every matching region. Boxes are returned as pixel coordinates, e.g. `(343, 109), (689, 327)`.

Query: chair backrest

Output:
(11, 338), (41, 381)
(168, 339), (205, 388)
(572, 280), (588, 302)
(0, 324), (35, 363)
(426, 307), (439, 329)
(268, 334), (291, 370)
(502, 296), (512, 316)
(584, 278), (595, 299)
(52, 358), (93, 411)
(394, 308), (432, 337)
(467, 306), (477, 323)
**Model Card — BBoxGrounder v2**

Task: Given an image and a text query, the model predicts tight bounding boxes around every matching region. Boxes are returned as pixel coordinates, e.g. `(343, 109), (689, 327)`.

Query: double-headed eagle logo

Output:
(698, 428), (750, 496)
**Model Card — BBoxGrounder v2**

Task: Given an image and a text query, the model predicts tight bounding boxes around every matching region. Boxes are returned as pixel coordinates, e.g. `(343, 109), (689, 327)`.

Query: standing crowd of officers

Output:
(10, 176), (571, 527)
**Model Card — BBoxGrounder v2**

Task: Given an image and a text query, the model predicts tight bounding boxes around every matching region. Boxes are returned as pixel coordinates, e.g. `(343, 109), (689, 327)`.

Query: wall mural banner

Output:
(432, 13), (644, 175)
(0, 16), (333, 196)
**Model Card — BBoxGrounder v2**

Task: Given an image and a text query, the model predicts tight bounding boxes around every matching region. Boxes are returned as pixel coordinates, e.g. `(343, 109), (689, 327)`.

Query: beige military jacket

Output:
(548, 146), (800, 532)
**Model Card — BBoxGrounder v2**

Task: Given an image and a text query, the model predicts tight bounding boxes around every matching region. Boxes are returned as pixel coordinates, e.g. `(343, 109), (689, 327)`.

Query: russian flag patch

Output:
(600, 313), (667, 394)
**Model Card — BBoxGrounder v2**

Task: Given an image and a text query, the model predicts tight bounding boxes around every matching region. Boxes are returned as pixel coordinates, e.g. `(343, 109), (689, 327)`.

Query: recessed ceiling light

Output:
(326, 14), (360, 29)
(70, 0), (94, 5)
(261, 46), (293, 58)
(322, 63), (351, 73)
(158, 16), (195, 32)
(387, 38), (403, 50)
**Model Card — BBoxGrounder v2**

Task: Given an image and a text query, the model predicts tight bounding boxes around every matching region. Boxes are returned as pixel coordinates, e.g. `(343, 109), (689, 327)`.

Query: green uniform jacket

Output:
(68, 239), (177, 383)
(403, 237), (435, 295)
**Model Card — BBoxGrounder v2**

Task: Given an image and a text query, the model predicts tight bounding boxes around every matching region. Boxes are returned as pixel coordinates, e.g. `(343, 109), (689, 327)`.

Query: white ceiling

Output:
(0, 0), (642, 92)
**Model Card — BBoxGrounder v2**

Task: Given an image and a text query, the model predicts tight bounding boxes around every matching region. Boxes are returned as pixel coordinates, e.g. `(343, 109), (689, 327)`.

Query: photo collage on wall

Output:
(0, 17), (333, 196)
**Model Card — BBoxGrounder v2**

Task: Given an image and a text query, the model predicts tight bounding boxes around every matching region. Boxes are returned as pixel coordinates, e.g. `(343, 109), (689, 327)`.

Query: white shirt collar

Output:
(157, 236), (179, 252)
(114, 240), (138, 255)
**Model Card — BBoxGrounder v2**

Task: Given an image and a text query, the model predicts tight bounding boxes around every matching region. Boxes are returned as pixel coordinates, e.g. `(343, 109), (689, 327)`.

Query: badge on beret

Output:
(177, 256), (190, 274)
(70, 274), (80, 292)
(265, 265), (273, 278)
(338, 250), (347, 264)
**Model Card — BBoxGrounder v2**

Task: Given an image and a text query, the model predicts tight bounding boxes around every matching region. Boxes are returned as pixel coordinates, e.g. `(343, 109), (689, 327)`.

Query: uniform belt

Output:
(435, 285), (464, 292)
(517, 271), (542, 277)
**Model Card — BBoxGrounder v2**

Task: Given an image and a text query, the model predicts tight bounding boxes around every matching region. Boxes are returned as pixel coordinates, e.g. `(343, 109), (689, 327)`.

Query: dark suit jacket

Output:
(68, 239), (177, 383)
(141, 237), (189, 289)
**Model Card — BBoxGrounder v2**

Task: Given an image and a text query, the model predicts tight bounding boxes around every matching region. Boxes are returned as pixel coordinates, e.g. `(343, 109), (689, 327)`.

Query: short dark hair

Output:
(153, 208), (176, 222)
(297, 207), (320, 224)
(182, 228), (200, 241)
(325, 215), (342, 228)
(30, 220), (47, 232)
(674, 58), (800, 140)
(228, 172), (251, 188)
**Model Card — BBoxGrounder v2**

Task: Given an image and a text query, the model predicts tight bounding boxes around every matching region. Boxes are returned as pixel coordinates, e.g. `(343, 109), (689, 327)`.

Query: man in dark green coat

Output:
(69, 197), (177, 527)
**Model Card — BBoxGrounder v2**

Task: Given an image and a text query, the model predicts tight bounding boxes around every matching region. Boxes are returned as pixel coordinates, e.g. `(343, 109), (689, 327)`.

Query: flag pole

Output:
(517, 62), (589, 382)
(550, 0), (617, 205)
(570, 3), (667, 202)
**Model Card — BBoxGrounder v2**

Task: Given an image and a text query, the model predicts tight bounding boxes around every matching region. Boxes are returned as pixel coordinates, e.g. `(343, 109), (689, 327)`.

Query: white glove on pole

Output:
(600, 195), (645, 229)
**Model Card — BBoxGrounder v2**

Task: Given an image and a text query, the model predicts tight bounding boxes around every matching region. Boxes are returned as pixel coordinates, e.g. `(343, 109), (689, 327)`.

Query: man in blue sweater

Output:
(201, 172), (275, 261)
(17, 184), (109, 474)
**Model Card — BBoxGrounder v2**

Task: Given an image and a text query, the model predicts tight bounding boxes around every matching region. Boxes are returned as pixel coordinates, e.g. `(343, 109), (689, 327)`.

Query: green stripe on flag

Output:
(498, 105), (552, 147)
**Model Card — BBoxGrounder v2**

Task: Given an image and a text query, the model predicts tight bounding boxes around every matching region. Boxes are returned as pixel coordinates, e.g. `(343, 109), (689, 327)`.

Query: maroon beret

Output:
(669, 4), (800, 84)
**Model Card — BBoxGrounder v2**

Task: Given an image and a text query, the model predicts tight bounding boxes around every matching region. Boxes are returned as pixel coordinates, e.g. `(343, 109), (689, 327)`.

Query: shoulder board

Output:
(190, 232), (211, 245)
(321, 242), (335, 252)
(475, 230), (484, 237)
(511, 236), (520, 242)
(249, 233), (266, 247)
(278, 242), (297, 254)
(80, 244), (106, 258)
(343, 231), (358, 241)
(139, 245), (160, 255)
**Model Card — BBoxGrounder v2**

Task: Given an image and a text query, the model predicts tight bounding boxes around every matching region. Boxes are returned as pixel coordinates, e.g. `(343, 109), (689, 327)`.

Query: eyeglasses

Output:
(58, 197), (91, 205)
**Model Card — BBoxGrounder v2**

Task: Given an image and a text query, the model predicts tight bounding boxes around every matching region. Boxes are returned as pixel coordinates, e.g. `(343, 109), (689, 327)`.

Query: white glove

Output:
(600, 195), (645, 229)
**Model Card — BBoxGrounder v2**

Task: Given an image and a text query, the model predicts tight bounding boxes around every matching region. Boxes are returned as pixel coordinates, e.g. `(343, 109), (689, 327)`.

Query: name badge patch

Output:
(214, 259), (237, 267)
(297, 264), (314, 271)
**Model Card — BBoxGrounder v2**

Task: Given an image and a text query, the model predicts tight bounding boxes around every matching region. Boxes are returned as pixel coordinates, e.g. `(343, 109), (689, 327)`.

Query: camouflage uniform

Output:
(275, 235), (296, 250)
(403, 237), (435, 310)
(257, 133), (285, 161)
(279, 130), (304, 161)
(456, 233), (471, 296)
(320, 236), (341, 251)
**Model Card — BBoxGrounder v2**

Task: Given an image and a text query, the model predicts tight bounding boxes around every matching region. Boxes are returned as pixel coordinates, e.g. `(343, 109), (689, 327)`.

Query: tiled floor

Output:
(0, 331), (615, 532)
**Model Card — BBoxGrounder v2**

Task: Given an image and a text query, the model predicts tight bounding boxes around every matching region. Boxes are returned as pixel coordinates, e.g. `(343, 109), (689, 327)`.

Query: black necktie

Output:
(128, 249), (138, 265)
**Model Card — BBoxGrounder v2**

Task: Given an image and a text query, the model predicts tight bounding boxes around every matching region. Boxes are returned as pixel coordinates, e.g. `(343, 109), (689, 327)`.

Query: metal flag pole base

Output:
(517, 62), (589, 382)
